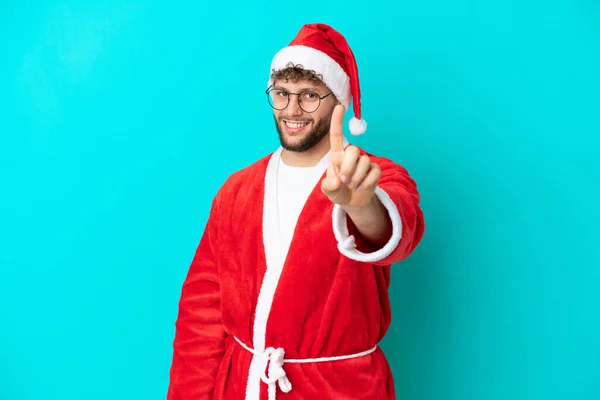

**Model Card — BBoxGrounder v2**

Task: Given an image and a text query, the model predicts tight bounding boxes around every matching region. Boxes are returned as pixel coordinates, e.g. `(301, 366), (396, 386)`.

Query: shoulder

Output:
(347, 144), (423, 217)
(347, 144), (420, 195)
(212, 151), (274, 203)
(349, 144), (412, 175)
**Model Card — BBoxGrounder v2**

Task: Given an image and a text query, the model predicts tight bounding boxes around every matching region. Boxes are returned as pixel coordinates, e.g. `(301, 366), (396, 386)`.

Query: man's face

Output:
(271, 80), (337, 153)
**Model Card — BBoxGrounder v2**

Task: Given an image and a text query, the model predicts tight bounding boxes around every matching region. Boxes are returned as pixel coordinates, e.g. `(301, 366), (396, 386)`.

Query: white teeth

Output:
(285, 121), (308, 129)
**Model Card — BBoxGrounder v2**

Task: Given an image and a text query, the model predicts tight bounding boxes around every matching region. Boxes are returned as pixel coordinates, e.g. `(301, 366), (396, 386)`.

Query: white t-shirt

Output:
(276, 157), (327, 256)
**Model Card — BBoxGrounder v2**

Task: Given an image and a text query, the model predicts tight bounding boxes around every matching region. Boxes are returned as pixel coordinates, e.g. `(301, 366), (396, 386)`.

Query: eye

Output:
(276, 90), (288, 97)
(301, 91), (318, 100)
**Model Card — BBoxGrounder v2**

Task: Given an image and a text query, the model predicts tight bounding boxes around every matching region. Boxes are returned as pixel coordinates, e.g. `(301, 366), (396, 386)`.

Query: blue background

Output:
(1, 1), (599, 399)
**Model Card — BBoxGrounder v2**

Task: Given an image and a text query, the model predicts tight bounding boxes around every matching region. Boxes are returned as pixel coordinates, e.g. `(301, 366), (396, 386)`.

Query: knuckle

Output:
(346, 145), (359, 155)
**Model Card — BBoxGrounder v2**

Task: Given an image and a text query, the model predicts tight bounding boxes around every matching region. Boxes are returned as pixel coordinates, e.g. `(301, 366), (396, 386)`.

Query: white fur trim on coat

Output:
(332, 187), (403, 262)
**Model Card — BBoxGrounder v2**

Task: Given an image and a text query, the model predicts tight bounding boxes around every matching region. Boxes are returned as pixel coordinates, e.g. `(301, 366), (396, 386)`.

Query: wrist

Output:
(341, 195), (379, 216)
(341, 192), (392, 248)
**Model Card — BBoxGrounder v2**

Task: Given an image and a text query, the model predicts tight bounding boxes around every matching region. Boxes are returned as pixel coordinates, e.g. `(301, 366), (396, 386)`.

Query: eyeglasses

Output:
(266, 86), (333, 113)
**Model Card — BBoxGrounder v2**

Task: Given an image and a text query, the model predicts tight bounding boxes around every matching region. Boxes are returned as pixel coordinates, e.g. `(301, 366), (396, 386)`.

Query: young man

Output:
(167, 23), (425, 400)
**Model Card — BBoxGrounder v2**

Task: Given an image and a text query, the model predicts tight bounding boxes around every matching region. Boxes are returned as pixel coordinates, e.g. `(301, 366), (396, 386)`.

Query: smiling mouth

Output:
(283, 120), (310, 129)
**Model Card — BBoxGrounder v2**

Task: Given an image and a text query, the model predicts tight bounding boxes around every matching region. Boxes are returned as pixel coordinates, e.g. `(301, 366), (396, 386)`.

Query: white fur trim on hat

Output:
(267, 45), (351, 109)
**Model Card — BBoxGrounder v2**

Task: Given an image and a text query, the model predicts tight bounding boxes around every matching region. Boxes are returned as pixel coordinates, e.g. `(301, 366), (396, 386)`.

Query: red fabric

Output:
(289, 24), (350, 77)
(167, 148), (425, 400)
(288, 23), (363, 121)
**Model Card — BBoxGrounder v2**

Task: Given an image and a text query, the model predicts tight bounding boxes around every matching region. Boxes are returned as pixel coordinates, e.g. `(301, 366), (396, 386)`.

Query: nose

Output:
(287, 94), (303, 116)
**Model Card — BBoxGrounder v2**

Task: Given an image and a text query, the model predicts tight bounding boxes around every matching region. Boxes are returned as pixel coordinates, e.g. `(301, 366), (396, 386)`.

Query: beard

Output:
(274, 111), (333, 152)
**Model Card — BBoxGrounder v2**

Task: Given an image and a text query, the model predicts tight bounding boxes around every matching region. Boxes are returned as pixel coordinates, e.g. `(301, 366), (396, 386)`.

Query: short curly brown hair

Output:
(270, 62), (324, 86)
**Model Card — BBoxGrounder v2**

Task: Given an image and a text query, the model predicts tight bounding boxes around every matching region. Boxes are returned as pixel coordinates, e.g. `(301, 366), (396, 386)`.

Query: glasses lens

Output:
(299, 91), (320, 113)
(267, 89), (289, 110)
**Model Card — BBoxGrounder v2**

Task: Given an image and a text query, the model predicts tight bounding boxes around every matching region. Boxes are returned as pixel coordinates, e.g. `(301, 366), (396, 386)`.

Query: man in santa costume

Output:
(167, 23), (425, 400)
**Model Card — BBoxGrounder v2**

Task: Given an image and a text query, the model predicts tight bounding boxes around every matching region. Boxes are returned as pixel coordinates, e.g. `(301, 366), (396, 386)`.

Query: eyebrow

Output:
(273, 85), (323, 94)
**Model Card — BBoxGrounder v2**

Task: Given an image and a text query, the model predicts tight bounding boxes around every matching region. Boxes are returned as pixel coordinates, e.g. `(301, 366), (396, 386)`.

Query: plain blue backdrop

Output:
(1, 1), (599, 399)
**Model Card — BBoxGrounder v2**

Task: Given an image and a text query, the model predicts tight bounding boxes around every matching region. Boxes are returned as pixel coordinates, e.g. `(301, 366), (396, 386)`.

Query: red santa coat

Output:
(167, 143), (425, 400)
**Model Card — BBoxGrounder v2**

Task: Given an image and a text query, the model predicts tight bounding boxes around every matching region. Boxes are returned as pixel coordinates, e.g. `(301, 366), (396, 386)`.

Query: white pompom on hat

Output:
(268, 23), (367, 135)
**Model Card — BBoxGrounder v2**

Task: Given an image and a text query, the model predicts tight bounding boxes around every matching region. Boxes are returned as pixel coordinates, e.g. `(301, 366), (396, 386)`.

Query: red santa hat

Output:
(268, 23), (367, 135)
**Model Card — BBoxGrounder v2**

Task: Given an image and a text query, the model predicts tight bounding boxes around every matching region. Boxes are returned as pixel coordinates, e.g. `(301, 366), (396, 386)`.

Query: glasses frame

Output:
(265, 85), (334, 113)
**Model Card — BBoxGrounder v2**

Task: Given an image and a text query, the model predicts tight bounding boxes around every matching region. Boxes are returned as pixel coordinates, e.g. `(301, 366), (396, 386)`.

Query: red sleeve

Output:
(369, 157), (425, 266)
(333, 155), (425, 266)
(167, 194), (227, 400)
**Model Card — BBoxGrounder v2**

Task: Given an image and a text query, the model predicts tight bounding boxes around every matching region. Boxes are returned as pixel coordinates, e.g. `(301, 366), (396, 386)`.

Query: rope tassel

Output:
(234, 336), (377, 399)
(261, 347), (292, 399)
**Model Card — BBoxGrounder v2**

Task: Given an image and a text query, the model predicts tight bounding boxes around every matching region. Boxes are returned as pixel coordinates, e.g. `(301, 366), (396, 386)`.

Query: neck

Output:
(281, 135), (331, 167)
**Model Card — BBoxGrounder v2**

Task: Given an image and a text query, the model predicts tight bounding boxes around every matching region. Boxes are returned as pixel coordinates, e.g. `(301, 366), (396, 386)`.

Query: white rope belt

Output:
(234, 336), (378, 400)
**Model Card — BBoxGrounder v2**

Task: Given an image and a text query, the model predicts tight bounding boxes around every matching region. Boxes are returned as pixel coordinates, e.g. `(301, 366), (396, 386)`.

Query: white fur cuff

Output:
(332, 187), (403, 263)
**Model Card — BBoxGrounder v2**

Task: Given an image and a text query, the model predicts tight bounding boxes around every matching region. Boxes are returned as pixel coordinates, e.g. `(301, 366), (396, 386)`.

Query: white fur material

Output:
(268, 45), (351, 109)
(244, 147), (284, 400)
(244, 140), (351, 399)
(332, 186), (403, 262)
(349, 117), (367, 135)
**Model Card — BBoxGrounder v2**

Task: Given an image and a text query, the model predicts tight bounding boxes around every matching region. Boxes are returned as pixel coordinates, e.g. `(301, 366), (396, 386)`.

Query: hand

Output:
(321, 104), (381, 210)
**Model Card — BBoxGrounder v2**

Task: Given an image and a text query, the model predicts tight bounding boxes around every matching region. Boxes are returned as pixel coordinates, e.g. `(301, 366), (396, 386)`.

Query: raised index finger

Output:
(329, 104), (346, 153)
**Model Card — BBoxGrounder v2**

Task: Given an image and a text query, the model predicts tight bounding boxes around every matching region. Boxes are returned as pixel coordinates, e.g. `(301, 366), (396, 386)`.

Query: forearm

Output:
(343, 195), (393, 248)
